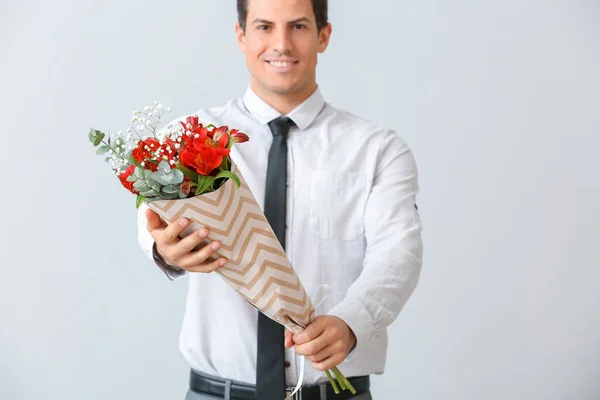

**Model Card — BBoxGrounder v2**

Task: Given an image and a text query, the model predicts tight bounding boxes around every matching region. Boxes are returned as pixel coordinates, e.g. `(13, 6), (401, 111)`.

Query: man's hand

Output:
(146, 208), (227, 273)
(285, 316), (357, 371)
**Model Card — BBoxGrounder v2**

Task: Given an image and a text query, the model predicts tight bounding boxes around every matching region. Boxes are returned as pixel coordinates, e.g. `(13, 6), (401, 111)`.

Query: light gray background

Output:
(1, 0), (599, 399)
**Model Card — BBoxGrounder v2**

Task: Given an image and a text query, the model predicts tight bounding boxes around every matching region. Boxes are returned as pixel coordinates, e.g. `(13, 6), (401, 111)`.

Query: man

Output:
(137, 0), (423, 398)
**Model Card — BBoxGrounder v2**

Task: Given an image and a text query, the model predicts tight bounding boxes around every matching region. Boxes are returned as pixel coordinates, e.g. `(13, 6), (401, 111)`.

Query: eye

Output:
(294, 24), (306, 30)
(258, 25), (270, 31)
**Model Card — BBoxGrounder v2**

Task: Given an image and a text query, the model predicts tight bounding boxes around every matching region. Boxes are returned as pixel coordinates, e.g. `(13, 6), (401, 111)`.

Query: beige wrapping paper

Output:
(146, 162), (315, 334)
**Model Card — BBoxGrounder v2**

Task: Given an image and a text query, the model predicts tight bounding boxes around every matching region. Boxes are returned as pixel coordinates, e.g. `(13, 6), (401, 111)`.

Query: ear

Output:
(235, 21), (247, 53)
(317, 22), (332, 54)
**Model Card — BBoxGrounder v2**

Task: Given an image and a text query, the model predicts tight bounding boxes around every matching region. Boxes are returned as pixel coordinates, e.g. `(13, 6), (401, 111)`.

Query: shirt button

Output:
(284, 361), (291, 368)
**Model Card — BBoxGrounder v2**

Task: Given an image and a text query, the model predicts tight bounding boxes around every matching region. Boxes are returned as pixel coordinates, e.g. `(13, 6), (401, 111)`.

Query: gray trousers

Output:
(185, 388), (373, 400)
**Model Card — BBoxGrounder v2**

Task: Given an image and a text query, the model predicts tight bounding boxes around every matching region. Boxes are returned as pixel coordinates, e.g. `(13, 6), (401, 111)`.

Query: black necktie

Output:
(256, 116), (293, 400)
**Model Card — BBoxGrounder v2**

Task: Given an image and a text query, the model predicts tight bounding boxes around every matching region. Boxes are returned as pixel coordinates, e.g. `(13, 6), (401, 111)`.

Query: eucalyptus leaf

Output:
(144, 169), (153, 180)
(178, 190), (188, 199)
(133, 180), (150, 191)
(151, 181), (161, 193)
(161, 192), (178, 200)
(139, 189), (159, 197)
(93, 132), (105, 147)
(170, 169), (184, 184)
(135, 166), (144, 178)
(158, 160), (171, 173)
(162, 185), (179, 194)
(126, 175), (137, 182)
(95, 145), (110, 155)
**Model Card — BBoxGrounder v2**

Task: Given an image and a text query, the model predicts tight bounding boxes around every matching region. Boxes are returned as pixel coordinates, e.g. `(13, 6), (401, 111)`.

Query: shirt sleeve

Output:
(328, 129), (423, 358)
(137, 202), (188, 281)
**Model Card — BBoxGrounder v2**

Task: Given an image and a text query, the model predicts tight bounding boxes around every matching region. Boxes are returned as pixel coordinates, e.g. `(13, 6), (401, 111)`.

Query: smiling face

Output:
(236, 0), (332, 104)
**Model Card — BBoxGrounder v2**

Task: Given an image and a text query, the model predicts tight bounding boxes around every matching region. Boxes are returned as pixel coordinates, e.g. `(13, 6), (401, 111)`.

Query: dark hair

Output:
(237, 0), (328, 32)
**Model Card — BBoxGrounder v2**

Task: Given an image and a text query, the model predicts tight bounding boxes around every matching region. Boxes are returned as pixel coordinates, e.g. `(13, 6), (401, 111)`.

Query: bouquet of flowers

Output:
(89, 103), (356, 396)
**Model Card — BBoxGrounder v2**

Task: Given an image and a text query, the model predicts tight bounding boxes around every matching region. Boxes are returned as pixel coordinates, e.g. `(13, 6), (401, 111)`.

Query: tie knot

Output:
(268, 117), (294, 138)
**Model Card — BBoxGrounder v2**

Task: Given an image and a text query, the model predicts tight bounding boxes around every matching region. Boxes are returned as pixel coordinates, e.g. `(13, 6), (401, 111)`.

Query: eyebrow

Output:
(252, 17), (313, 25)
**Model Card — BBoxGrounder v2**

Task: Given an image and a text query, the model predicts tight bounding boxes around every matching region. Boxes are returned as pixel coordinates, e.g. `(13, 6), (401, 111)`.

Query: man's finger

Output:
(186, 257), (228, 273)
(285, 330), (294, 349)
(294, 333), (329, 356)
(177, 227), (210, 253)
(146, 209), (167, 232)
(293, 317), (326, 345)
(161, 217), (191, 243)
(307, 344), (337, 363)
(311, 353), (345, 372)
(182, 240), (223, 267)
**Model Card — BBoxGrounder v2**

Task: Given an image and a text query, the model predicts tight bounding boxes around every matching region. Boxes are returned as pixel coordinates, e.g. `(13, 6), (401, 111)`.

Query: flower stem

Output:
(332, 367), (356, 395)
(325, 370), (340, 394)
(332, 368), (346, 390)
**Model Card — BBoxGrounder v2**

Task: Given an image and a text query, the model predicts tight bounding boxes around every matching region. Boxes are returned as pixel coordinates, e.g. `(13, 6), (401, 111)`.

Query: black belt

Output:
(190, 369), (370, 400)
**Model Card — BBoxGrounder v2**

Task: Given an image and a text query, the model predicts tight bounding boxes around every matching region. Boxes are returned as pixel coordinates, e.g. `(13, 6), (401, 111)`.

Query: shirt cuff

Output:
(152, 242), (187, 280)
(327, 297), (374, 363)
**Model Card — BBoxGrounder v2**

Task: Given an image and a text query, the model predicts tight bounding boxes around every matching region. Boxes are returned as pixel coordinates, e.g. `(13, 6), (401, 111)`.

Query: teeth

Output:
(270, 61), (293, 67)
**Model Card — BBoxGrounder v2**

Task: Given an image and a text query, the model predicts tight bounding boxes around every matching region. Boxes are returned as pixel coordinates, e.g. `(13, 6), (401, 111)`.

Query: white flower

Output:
(167, 106), (171, 112)
(174, 143), (180, 149)
(157, 104), (163, 109)
(126, 128), (131, 133)
(138, 124), (145, 131)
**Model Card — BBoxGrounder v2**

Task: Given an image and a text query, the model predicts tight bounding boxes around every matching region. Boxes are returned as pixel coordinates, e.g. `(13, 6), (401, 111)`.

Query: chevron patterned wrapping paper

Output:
(146, 163), (315, 334)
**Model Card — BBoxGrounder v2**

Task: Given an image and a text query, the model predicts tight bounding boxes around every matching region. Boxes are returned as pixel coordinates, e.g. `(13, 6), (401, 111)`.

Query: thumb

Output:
(146, 208), (166, 232)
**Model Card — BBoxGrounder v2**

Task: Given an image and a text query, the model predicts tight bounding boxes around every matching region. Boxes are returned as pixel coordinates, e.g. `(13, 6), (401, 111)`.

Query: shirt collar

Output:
(242, 85), (325, 131)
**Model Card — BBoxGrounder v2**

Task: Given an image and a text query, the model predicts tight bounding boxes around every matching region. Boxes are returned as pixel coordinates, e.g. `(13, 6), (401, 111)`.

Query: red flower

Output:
(180, 128), (230, 175)
(230, 129), (249, 144)
(132, 138), (160, 164)
(118, 165), (138, 194)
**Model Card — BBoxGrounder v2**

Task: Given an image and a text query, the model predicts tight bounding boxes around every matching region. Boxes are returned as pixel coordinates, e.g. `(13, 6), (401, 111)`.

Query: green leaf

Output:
(215, 170), (241, 188)
(161, 192), (178, 200)
(139, 189), (158, 197)
(176, 163), (199, 182)
(170, 169), (184, 184)
(89, 128), (97, 144)
(135, 166), (144, 178)
(133, 180), (150, 191)
(95, 145), (110, 155)
(126, 175), (137, 182)
(162, 185), (179, 194)
(136, 195), (145, 209)
(144, 169), (153, 180)
(151, 172), (171, 185)
(195, 175), (215, 195)
(93, 132), (105, 147)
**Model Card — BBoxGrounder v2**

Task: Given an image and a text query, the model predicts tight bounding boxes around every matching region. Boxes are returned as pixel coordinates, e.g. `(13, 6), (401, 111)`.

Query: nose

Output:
(271, 27), (293, 55)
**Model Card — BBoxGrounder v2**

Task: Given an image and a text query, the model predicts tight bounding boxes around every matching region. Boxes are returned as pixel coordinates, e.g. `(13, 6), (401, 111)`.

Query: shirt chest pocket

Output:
(310, 171), (366, 241)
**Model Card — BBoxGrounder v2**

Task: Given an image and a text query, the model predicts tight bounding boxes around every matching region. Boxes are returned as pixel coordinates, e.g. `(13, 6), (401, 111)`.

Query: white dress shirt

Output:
(137, 85), (423, 386)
